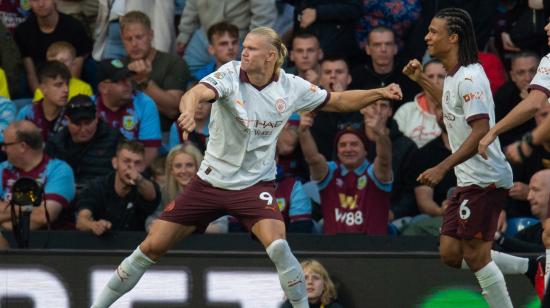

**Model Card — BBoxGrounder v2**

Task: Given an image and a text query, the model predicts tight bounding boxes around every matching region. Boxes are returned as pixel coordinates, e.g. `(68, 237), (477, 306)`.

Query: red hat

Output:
(333, 127), (369, 151)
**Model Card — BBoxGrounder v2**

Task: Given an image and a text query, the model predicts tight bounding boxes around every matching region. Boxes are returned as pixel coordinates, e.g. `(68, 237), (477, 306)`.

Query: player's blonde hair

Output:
(164, 143), (203, 201)
(249, 27), (288, 73)
(301, 259), (338, 305)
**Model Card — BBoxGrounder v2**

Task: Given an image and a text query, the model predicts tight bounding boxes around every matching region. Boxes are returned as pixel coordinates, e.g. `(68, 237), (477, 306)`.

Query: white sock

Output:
(545, 249), (550, 290)
(490, 250), (529, 274)
(266, 239), (308, 308)
(474, 261), (513, 308)
(91, 247), (155, 308)
(461, 250), (528, 274)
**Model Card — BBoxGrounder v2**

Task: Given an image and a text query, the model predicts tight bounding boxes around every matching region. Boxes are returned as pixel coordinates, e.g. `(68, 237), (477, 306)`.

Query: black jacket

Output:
(46, 120), (121, 188)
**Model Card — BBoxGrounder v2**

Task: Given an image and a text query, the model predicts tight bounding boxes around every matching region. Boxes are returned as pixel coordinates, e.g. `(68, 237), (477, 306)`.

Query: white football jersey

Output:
(198, 61), (329, 190)
(441, 63), (512, 188)
(529, 53), (550, 100)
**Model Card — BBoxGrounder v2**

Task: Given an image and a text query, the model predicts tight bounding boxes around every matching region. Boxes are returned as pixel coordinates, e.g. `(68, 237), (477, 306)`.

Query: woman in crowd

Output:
(282, 259), (343, 308)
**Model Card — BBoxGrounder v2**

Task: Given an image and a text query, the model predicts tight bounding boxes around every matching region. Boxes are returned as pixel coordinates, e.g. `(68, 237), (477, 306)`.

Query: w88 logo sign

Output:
(335, 209), (364, 226)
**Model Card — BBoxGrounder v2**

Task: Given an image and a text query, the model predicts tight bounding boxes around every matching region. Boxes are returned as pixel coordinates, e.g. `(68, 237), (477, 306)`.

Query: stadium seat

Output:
(505, 217), (539, 237)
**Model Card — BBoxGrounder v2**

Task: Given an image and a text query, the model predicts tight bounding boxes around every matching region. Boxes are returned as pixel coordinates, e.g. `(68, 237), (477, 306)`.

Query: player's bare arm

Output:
(321, 83), (402, 112)
(403, 59), (443, 106)
(298, 112), (329, 182)
(418, 118), (489, 187)
(478, 90), (547, 158)
(178, 83), (217, 140)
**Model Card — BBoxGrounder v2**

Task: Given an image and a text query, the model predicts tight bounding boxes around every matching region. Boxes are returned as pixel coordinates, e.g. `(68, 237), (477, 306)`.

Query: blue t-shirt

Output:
(0, 97), (16, 142)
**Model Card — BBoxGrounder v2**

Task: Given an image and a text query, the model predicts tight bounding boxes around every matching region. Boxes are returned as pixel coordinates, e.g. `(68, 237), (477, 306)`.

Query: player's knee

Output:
(440, 248), (462, 268)
(266, 239), (291, 265)
(139, 239), (168, 261)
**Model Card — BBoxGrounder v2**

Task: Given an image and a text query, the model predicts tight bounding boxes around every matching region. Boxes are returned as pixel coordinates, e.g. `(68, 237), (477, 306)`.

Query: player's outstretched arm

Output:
(320, 83), (402, 113)
(178, 83), (217, 140)
(298, 113), (329, 182)
(532, 106), (550, 144)
(478, 90), (547, 158)
(419, 118), (489, 187)
(402, 59), (442, 106)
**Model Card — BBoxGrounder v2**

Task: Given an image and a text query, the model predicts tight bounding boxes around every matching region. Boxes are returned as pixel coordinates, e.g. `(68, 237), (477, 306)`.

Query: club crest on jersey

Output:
(357, 175), (367, 190)
(277, 198), (286, 211)
(122, 115), (136, 131)
(309, 83), (317, 93)
(214, 71), (225, 79)
(444, 91), (450, 105)
(275, 98), (287, 113)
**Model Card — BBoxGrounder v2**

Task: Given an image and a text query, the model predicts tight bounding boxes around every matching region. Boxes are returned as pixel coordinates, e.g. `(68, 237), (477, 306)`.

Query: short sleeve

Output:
(199, 65), (235, 101)
(317, 161), (338, 190)
(16, 104), (32, 121)
(529, 55), (550, 98)
(458, 78), (490, 124)
(167, 121), (181, 150)
(367, 164), (392, 192)
(0, 98), (16, 142)
(136, 93), (162, 147)
(290, 75), (330, 113)
(44, 160), (76, 208)
(288, 180), (312, 220)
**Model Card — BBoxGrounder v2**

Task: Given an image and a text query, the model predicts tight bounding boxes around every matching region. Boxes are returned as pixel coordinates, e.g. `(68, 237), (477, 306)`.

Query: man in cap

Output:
(46, 95), (121, 191)
(298, 106), (393, 235)
(96, 58), (161, 165)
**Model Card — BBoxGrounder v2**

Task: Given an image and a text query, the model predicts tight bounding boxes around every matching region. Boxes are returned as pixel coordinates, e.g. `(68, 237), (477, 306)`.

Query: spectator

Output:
(288, 32), (323, 85)
(495, 169), (550, 253)
(0, 68), (9, 99)
(299, 109), (392, 235)
(95, 58), (161, 165)
(495, 51), (539, 147)
(401, 107), (456, 236)
(394, 59), (445, 148)
(17, 61), (70, 142)
(46, 95), (121, 191)
(0, 22), (22, 98)
(355, 0), (421, 53)
(274, 163), (314, 233)
(194, 21), (240, 81)
(281, 259), (343, 308)
(93, 0), (176, 60)
(350, 26), (420, 106)
(14, 0), (92, 93)
(76, 140), (160, 235)
(0, 97), (16, 143)
(145, 143), (203, 231)
(289, 0), (364, 67)
(364, 99), (418, 221)
(176, 0), (276, 74)
(0, 0), (30, 33)
(310, 56), (361, 159)
(0, 120), (75, 230)
(168, 101), (209, 153)
(33, 41), (93, 103)
(502, 104), (550, 218)
(120, 11), (192, 133)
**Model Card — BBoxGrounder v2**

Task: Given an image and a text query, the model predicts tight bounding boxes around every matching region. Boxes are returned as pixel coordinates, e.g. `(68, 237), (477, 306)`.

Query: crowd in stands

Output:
(1, 0), (550, 251)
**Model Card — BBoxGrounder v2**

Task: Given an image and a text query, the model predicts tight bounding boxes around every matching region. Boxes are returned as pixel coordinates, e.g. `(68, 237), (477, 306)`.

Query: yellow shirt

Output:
(33, 77), (93, 102)
(0, 69), (10, 99)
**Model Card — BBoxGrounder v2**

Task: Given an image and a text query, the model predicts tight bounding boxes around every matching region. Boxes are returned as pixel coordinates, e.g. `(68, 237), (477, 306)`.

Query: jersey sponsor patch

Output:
(463, 91), (484, 102)
(213, 71), (225, 79)
(206, 77), (218, 85)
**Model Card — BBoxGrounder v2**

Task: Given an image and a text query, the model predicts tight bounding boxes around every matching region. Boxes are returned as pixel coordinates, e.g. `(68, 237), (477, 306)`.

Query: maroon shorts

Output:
(159, 176), (283, 233)
(440, 184), (507, 241)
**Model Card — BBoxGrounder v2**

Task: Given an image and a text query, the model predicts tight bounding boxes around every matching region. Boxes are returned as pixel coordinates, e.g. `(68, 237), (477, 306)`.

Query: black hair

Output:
(38, 60), (71, 84)
(434, 8), (478, 66)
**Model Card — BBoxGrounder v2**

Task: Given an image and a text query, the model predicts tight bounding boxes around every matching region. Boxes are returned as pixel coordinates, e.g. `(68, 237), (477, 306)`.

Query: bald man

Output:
(0, 120), (75, 230)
